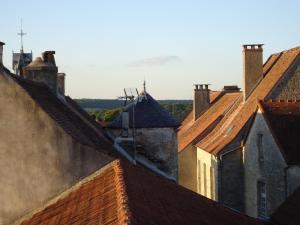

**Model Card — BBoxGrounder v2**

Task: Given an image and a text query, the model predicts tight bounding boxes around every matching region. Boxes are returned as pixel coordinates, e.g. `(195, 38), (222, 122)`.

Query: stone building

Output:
(0, 41), (266, 225)
(178, 44), (300, 215)
(244, 100), (300, 218)
(0, 42), (115, 225)
(107, 91), (179, 180)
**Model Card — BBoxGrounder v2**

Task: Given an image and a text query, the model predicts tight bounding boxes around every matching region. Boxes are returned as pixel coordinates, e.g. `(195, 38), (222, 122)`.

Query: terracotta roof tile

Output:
(178, 92), (242, 152)
(259, 100), (300, 164)
(271, 186), (300, 225)
(18, 159), (264, 225)
(196, 46), (300, 155)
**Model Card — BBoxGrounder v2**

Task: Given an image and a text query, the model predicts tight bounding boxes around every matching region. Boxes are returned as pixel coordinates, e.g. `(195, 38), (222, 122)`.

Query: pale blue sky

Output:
(1, 0), (300, 99)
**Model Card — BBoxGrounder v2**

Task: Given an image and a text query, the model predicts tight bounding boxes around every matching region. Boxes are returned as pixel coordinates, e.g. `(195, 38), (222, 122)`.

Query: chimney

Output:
(193, 84), (210, 120)
(23, 51), (58, 94)
(223, 85), (241, 92)
(57, 73), (65, 95)
(0, 41), (5, 65)
(42, 51), (56, 65)
(243, 44), (263, 100)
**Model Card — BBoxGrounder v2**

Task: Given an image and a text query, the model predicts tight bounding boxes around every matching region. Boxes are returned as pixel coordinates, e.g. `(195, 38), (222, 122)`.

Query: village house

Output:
(0, 40), (268, 225)
(107, 88), (179, 180)
(244, 100), (300, 218)
(178, 44), (300, 216)
(0, 42), (116, 225)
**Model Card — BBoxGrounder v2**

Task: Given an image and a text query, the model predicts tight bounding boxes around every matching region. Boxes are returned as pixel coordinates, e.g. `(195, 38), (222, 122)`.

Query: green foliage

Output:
(161, 103), (192, 121)
(84, 99), (192, 123)
(88, 108), (122, 122)
(103, 108), (122, 121)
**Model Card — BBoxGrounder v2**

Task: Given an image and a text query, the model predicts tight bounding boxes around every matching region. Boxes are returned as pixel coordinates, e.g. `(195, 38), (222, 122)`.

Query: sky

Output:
(1, 0), (300, 99)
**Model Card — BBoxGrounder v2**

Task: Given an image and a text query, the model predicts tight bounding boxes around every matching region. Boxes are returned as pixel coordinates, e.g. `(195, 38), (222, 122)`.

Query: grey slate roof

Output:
(108, 92), (179, 129)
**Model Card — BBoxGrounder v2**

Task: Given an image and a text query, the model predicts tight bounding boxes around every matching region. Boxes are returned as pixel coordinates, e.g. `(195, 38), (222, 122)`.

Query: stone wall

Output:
(178, 145), (197, 192)
(244, 110), (286, 218)
(136, 127), (178, 179)
(220, 147), (245, 212)
(268, 56), (300, 100)
(110, 127), (178, 179)
(287, 165), (300, 195)
(0, 72), (114, 225)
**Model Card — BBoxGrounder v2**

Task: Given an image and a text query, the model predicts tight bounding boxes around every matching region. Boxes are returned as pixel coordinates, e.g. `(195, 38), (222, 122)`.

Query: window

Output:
(257, 181), (267, 218)
(210, 166), (215, 200)
(256, 133), (264, 162)
(203, 163), (207, 197)
(197, 160), (201, 194)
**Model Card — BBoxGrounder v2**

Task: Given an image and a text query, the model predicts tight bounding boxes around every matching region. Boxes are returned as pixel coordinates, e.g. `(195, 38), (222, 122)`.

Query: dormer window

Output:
(257, 133), (264, 162)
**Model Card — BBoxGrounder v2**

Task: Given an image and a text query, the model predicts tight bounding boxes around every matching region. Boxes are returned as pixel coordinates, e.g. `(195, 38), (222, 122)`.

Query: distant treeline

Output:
(75, 99), (192, 122)
(75, 99), (192, 110)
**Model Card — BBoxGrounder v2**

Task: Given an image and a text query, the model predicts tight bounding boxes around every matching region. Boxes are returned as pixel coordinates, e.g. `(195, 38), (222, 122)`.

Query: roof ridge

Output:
(114, 160), (132, 225)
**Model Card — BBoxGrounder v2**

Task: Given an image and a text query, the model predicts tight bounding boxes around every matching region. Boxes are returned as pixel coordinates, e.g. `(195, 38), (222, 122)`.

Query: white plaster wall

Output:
(244, 110), (287, 218)
(178, 145), (197, 192)
(197, 147), (218, 200)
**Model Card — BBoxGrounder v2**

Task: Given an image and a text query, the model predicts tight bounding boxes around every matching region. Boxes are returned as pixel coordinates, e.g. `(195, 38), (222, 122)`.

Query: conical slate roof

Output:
(109, 92), (179, 128)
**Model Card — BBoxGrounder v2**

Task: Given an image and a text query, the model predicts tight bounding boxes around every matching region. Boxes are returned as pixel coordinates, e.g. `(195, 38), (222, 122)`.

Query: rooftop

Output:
(7, 71), (113, 154)
(193, 46), (300, 155)
(18, 159), (264, 225)
(178, 91), (242, 152)
(271, 186), (300, 225)
(108, 92), (179, 129)
(259, 100), (300, 164)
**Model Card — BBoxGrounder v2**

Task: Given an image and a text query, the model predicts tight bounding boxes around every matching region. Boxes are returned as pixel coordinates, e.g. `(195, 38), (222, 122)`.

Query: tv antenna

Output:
(118, 87), (139, 106)
(18, 19), (26, 52)
(117, 87), (139, 160)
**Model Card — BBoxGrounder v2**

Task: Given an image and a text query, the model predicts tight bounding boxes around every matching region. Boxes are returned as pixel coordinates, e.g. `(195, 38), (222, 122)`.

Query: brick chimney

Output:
(193, 84), (210, 120)
(243, 44), (263, 100)
(0, 41), (5, 65)
(23, 51), (58, 94)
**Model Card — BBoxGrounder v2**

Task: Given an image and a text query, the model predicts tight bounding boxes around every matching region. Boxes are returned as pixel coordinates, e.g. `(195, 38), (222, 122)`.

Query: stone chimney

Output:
(23, 51), (58, 93)
(57, 73), (65, 95)
(0, 41), (5, 65)
(243, 44), (263, 100)
(193, 84), (210, 120)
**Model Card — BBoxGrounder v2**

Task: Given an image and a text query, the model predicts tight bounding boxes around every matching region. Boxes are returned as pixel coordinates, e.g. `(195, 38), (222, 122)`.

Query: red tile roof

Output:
(178, 91), (242, 152)
(195, 46), (300, 155)
(259, 100), (300, 164)
(271, 186), (300, 225)
(18, 159), (264, 225)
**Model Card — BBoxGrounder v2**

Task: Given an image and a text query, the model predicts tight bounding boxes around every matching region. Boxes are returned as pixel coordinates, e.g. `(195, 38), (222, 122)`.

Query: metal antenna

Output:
(143, 79), (146, 93)
(117, 87), (138, 161)
(17, 19), (26, 52)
